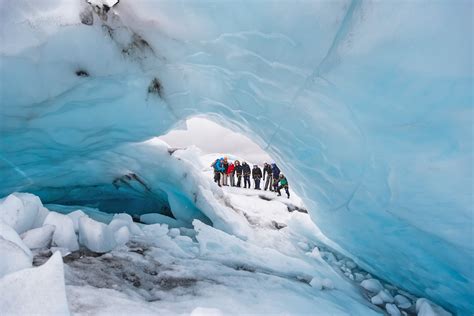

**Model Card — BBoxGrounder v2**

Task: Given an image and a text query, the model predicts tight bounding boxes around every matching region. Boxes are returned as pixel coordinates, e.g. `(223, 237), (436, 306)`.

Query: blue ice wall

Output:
(0, 0), (472, 313)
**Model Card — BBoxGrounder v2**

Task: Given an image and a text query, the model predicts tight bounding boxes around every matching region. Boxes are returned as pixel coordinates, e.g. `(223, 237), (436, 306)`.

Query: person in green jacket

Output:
(277, 174), (290, 198)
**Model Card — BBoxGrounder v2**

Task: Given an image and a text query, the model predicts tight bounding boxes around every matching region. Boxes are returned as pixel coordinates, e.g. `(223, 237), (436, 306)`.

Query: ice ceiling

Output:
(0, 0), (472, 313)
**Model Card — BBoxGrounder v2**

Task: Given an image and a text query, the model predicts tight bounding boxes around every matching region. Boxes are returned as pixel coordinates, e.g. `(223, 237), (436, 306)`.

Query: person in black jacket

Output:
(234, 160), (243, 187)
(242, 162), (251, 189)
(263, 162), (273, 191)
(252, 165), (263, 190)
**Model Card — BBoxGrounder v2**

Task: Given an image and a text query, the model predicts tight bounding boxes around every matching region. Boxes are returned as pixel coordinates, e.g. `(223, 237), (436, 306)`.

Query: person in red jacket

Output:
(227, 162), (235, 187)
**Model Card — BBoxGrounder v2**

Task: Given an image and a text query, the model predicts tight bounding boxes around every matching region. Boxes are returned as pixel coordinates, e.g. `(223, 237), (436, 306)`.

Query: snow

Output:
(44, 212), (80, 252)
(0, 0), (472, 313)
(21, 225), (55, 249)
(0, 252), (70, 315)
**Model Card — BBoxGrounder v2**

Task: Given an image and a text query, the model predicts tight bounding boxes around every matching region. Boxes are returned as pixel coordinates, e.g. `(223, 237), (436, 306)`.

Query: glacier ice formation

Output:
(0, 0), (472, 314)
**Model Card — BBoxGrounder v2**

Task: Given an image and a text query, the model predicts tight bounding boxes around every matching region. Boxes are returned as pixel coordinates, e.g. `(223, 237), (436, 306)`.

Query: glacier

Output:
(0, 0), (472, 314)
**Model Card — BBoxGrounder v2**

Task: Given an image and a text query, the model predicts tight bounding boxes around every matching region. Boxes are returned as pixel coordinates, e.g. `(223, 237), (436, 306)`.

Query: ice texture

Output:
(21, 225), (55, 249)
(0, 252), (70, 315)
(44, 212), (80, 252)
(0, 223), (32, 277)
(0, 0), (472, 313)
(0, 193), (47, 234)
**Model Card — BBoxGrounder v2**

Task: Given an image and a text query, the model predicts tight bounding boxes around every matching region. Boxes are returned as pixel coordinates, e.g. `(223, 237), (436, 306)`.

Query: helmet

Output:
(280, 173), (284, 178)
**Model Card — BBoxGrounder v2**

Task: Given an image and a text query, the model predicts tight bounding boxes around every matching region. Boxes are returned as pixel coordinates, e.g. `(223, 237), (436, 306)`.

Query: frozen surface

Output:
(0, 223), (32, 277)
(0, 0), (472, 313)
(44, 212), (80, 252)
(0, 183), (451, 315)
(0, 252), (70, 315)
(21, 225), (55, 249)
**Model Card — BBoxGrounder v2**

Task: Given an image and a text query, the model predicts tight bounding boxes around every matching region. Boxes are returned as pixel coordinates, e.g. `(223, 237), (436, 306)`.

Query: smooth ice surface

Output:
(0, 223), (32, 277)
(0, 252), (70, 315)
(0, 193), (47, 234)
(21, 225), (55, 249)
(44, 212), (80, 252)
(0, 0), (472, 313)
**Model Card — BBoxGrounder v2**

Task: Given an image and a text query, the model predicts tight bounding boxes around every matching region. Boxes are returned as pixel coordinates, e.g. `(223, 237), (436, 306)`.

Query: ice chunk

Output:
(309, 277), (323, 290)
(0, 222), (32, 256)
(361, 278), (384, 293)
(0, 252), (69, 315)
(416, 298), (451, 316)
(108, 213), (142, 236)
(78, 216), (117, 253)
(322, 278), (335, 290)
(0, 193), (45, 234)
(44, 212), (79, 251)
(306, 247), (322, 259)
(141, 223), (169, 238)
(379, 289), (395, 303)
(386, 303), (401, 316)
(169, 228), (180, 238)
(140, 213), (187, 228)
(0, 221), (32, 277)
(114, 226), (130, 246)
(354, 273), (365, 282)
(67, 210), (87, 233)
(21, 225), (55, 249)
(0, 237), (32, 277)
(394, 294), (412, 309)
(371, 293), (384, 305)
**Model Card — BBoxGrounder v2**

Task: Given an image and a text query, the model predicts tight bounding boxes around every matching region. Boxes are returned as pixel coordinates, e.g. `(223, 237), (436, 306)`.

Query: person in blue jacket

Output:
(271, 163), (280, 191)
(211, 158), (225, 186)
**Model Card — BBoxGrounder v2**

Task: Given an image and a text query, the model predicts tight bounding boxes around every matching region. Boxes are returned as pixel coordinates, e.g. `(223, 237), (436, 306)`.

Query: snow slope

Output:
(0, 0), (472, 313)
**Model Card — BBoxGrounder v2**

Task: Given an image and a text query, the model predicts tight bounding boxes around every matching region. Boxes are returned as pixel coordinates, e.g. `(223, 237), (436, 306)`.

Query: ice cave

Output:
(0, 0), (472, 315)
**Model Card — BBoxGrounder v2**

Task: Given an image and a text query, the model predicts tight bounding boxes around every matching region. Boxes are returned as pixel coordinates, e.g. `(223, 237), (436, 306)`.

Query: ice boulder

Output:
(361, 279), (384, 293)
(114, 226), (130, 246)
(416, 298), (451, 316)
(108, 213), (142, 236)
(78, 216), (117, 253)
(394, 294), (412, 309)
(67, 210), (88, 233)
(0, 193), (47, 234)
(386, 303), (401, 316)
(0, 222), (32, 256)
(44, 212), (79, 251)
(0, 252), (70, 315)
(0, 224), (33, 277)
(21, 225), (55, 249)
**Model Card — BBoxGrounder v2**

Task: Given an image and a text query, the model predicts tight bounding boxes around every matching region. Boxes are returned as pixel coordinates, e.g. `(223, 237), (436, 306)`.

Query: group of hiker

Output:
(211, 157), (290, 198)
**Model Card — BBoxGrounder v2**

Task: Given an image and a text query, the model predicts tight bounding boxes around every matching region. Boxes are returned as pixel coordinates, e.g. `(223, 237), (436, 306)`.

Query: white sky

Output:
(159, 117), (273, 164)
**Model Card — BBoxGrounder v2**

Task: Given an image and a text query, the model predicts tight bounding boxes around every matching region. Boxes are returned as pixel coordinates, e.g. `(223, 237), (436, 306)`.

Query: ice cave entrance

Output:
(159, 116), (273, 165)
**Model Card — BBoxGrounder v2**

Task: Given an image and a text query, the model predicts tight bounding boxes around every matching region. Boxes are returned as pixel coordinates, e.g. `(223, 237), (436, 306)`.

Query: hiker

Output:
(234, 160), (242, 187)
(227, 161), (235, 187)
(242, 161), (251, 189)
(252, 164), (263, 190)
(263, 162), (273, 191)
(271, 163), (280, 191)
(211, 158), (225, 187)
(276, 174), (290, 198)
(222, 157), (229, 186)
